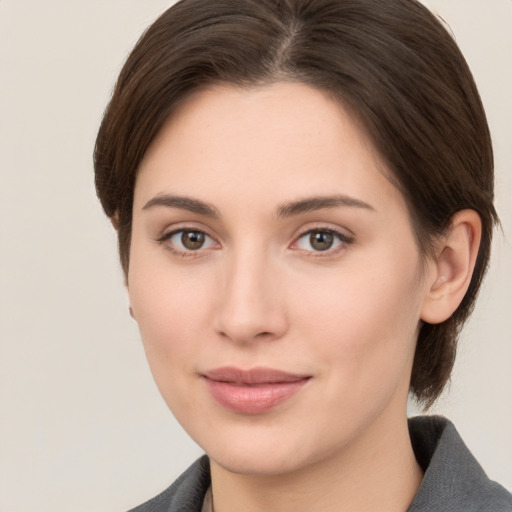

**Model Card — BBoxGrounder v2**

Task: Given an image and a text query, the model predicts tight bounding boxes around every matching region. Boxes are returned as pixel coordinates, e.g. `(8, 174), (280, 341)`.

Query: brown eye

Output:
(160, 229), (217, 254)
(181, 230), (206, 250)
(309, 231), (334, 251)
(293, 228), (353, 254)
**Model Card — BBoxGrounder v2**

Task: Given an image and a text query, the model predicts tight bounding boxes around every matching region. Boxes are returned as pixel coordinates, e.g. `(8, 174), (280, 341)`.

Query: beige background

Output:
(0, 1), (510, 511)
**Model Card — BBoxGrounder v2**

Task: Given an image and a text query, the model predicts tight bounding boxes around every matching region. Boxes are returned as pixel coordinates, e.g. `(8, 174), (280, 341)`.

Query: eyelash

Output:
(156, 227), (354, 258)
(157, 228), (219, 258)
(292, 228), (355, 257)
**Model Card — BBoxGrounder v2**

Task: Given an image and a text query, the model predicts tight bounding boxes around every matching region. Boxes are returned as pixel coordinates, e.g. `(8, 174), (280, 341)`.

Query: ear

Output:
(421, 210), (482, 324)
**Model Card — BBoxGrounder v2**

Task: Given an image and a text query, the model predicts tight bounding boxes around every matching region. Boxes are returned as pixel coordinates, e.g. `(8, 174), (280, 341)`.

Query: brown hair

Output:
(94, 0), (498, 407)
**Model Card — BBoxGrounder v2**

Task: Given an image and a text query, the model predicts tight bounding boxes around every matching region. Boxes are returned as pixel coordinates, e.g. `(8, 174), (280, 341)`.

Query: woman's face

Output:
(129, 82), (434, 476)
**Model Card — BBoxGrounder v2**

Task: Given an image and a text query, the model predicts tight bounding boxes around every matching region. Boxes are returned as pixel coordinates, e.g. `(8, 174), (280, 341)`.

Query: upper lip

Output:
(202, 366), (311, 385)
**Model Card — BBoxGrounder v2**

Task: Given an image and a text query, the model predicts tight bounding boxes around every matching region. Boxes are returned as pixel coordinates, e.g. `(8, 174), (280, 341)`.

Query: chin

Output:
(211, 449), (308, 477)
(197, 423), (338, 478)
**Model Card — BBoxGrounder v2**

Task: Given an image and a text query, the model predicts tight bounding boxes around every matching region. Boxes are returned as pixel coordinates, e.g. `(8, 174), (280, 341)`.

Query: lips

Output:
(202, 367), (311, 414)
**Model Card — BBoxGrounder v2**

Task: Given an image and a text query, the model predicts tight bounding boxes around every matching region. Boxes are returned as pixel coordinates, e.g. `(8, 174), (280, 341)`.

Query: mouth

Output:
(201, 367), (311, 414)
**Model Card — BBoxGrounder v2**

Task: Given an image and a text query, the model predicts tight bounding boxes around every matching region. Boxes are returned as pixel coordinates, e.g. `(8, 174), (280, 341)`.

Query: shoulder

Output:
(408, 416), (512, 512)
(127, 455), (211, 512)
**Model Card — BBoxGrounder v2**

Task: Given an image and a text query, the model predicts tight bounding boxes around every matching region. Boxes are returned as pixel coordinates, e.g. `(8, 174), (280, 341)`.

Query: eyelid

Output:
(156, 225), (221, 257)
(290, 226), (355, 255)
(156, 220), (217, 242)
(154, 222), (354, 257)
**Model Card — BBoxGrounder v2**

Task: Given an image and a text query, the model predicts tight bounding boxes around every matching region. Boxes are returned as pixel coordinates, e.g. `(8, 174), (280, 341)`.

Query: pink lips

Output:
(202, 367), (310, 414)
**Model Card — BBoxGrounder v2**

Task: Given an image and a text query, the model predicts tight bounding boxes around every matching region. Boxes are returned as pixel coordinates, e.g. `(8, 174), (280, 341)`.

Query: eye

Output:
(293, 229), (353, 253)
(160, 229), (218, 253)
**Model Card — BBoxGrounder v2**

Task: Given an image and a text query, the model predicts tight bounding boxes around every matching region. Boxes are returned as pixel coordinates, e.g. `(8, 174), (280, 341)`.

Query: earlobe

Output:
(421, 210), (482, 324)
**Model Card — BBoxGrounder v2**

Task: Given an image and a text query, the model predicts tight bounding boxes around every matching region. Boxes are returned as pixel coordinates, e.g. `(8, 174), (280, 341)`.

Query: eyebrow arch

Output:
(277, 195), (375, 218)
(142, 195), (221, 218)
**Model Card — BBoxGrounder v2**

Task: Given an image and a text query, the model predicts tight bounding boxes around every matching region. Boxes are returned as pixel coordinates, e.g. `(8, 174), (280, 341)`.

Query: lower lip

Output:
(204, 378), (309, 414)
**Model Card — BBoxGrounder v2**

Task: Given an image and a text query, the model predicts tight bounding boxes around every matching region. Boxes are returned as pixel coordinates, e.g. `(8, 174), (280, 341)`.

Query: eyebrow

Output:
(142, 193), (375, 218)
(142, 195), (221, 218)
(277, 195), (375, 218)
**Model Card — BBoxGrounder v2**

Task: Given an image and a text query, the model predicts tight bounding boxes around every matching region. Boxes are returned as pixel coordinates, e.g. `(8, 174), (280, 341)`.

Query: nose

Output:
(213, 250), (288, 345)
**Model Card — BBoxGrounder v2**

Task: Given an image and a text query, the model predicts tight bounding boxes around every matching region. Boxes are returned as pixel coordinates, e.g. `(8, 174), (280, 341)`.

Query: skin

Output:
(127, 82), (479, 512)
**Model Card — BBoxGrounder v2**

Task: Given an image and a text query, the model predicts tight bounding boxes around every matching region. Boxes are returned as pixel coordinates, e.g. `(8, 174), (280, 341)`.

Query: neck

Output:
(209, 410), (423, 512)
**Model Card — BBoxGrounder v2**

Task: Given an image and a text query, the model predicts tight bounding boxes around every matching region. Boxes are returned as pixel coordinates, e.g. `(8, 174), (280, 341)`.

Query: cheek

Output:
(128, 273), (217, 422)
(290, 250), (424, 394)
(130, 271), (214, 344)
(127, 246), (218, 390)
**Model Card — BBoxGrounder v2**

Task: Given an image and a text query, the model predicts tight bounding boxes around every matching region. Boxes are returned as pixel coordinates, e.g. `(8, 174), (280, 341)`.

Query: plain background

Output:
(0, 1), (510, 511)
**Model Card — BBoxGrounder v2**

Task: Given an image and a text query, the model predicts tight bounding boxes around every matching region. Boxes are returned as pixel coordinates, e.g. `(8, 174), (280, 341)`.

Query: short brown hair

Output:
(94, 0), (498, 407)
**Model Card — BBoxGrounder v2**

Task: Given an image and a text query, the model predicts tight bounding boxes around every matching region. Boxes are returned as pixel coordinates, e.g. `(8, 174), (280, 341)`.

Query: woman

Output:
(94, 0), (512, 510)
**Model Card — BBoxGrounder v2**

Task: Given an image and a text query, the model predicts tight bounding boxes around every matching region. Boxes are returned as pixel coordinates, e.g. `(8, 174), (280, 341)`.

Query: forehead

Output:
(135, 82), (404, 217)
(143, 82), (358, 166)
